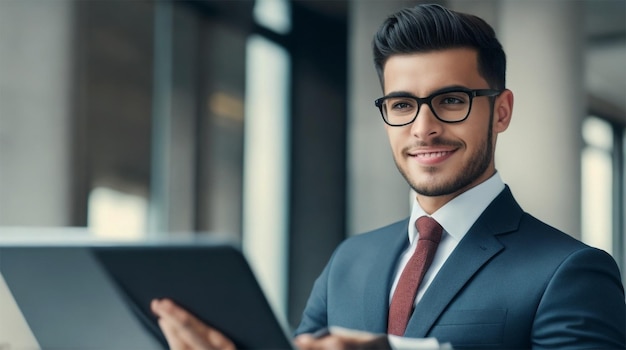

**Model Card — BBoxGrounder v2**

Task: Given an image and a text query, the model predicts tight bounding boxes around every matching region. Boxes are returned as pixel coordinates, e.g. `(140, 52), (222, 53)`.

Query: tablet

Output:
(0, 242), (294, 350)
(93, 243), (294, 349)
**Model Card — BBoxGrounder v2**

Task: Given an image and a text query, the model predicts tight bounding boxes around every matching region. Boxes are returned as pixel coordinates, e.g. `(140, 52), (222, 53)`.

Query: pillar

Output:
(497, 0), (584, 237)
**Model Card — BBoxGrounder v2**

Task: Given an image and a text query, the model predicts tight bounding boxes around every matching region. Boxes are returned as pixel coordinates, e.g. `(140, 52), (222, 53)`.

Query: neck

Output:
(414, 169), (497, 214)
(415, 193), (458, 215)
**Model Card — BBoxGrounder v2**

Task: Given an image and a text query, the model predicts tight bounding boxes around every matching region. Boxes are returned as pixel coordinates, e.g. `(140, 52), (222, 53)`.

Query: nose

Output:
(409, 103), (443, 140)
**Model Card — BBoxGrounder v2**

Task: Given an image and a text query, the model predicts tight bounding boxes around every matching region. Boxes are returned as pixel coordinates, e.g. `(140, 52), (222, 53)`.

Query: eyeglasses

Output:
(374, 88), (502, 126)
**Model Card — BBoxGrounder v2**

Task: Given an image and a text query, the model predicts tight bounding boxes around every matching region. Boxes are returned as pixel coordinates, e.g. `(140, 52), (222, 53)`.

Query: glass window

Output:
(581, 115), (626, 265)
(76, 0), (155, 239)
(196, 19), (248, 239)
(88, 187), (147, 239)
(242, 34), (291, 322)
(253, 0), (291, 34)
(581, 116), (614, 254)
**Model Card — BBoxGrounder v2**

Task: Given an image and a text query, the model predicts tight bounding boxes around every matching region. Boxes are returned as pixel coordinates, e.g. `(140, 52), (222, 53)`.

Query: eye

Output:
(437, 93), (468, 105)
(433, 92), (469, 111)
(387, 98), (416, 113)
(392, 102), (412, 109)
(441, 97), (463, 104)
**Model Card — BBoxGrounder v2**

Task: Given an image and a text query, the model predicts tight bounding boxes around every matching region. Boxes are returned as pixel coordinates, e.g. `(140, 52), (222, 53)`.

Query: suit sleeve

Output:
(532, 247), (626, 349)
(294, 255), (332, 336)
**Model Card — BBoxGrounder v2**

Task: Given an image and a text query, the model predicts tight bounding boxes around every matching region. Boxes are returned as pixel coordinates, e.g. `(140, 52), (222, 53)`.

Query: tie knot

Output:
(416, 216), (443, 243)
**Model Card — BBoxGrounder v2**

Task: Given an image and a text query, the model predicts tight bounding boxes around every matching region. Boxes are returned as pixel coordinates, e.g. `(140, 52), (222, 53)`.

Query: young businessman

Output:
(152, 4), (626, 349)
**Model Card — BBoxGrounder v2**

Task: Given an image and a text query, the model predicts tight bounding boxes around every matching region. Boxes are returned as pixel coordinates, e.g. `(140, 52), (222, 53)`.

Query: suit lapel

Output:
(363, 219), (410, 333)
(404, 187), (523, 337)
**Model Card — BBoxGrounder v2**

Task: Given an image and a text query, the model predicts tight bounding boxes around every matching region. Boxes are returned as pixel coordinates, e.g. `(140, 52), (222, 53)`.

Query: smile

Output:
(415, 151), (452, 158)
(408, 149), (457, 165)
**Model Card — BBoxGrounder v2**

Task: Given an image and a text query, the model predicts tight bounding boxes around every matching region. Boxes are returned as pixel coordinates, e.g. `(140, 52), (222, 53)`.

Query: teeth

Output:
(417, 151), (448, 158)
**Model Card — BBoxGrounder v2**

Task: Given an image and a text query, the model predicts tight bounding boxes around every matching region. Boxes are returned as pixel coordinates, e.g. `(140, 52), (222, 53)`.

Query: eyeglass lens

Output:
(382, 91), (471, 124)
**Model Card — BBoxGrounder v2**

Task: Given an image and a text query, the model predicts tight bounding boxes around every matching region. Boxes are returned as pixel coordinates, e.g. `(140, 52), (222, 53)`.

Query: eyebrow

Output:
(383, 85), (470, 99)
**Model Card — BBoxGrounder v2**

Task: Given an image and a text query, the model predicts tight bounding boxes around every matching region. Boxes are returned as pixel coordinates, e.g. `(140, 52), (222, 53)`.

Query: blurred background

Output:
(0, 0), (624, 330)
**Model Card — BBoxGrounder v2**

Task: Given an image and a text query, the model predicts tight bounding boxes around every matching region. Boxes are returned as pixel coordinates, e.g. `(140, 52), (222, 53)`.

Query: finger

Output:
(155, 299), (213, 349)
(158, 317), (190, 350)
(153, 298), (206, 333)
(294, 335), (345, 350)
(324, 334), (390, 350)
(317, 336), (347, 350)
(206, 328), (236, 350)
(294, 334), (315, 349)
(153, 300), (189, 350)
(153, 299), (234, 350)
(296, 334), (389, 350)
(151, 298), (165, 316)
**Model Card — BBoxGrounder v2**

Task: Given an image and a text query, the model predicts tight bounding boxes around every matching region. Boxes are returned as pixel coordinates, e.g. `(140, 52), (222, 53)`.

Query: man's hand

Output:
(294, 327), (391, 350)
(151, 298), (236, 350)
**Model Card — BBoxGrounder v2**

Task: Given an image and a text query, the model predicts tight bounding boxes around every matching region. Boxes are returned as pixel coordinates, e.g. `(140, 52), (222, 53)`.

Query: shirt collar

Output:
(408, 172), (505, 244)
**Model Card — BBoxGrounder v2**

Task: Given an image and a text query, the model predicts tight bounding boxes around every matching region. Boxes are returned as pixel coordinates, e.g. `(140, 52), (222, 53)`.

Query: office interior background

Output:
(0, 0), (624, 330)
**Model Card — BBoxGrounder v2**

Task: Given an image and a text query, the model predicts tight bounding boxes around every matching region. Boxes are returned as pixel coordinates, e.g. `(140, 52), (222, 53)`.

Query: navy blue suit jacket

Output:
(296, 187), (626, 349)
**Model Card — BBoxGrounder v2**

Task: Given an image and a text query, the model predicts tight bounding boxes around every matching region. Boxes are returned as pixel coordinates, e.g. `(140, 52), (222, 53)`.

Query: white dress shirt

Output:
(389, 172), (506, 306)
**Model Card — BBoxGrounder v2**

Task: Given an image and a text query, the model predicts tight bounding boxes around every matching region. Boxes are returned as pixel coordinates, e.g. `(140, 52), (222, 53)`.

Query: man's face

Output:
(382, 48), (512, 210)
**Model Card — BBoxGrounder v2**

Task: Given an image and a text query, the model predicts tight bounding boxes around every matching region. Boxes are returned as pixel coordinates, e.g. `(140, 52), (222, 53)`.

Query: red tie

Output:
(387, 216), (443, 336)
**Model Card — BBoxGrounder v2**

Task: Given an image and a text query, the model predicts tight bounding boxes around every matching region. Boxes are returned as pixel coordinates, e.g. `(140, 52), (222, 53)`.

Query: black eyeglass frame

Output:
(374, 88), (502, 126)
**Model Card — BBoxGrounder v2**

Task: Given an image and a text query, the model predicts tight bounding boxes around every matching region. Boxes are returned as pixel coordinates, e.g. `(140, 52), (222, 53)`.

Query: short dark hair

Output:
(372, 4), (506, 90)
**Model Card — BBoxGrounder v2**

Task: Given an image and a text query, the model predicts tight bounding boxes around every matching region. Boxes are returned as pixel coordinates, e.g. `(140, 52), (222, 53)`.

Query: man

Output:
(152, 4), (626, 349)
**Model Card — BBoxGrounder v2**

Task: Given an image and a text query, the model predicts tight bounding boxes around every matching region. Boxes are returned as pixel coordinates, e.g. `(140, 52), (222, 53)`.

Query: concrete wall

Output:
(0, 0), (74, 226)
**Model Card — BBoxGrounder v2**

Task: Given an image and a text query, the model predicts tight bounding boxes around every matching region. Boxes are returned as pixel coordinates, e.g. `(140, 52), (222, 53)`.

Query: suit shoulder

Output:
(344, 219), (408, 243)
(333, 218), (408, 254)
(518, 213), (587, 248)
(511, 212), (615, 266)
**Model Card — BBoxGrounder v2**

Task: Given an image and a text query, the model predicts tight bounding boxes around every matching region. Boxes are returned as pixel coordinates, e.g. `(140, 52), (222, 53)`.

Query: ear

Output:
(493, 89), (514, 133)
